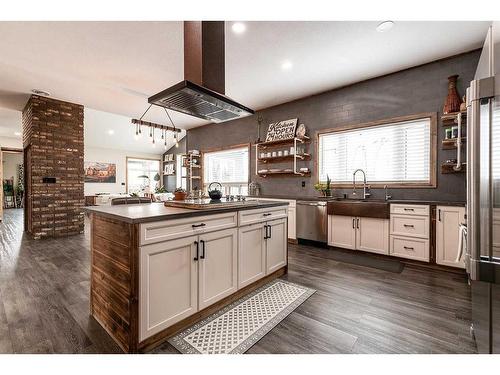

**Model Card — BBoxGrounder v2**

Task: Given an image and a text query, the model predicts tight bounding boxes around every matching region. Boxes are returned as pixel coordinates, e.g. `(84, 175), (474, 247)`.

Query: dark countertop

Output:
(85, 200), (289, 224)
(247, 195), (466, 206)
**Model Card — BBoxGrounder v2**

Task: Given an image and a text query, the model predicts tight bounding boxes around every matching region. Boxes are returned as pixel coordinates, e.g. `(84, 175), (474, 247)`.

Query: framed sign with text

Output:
(264, 118), (298, 142)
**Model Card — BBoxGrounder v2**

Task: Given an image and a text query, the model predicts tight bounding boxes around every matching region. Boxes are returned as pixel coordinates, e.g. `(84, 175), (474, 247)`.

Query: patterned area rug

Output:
(168, 279), (315, 354)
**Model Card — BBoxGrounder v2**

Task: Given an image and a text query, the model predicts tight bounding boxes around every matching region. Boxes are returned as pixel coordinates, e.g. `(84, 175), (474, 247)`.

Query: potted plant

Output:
(313, 175), (333, 197)
(173, 187), (187, 201)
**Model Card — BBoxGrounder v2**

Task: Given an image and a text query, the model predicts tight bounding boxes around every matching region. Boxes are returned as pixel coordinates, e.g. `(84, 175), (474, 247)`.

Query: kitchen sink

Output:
(327, 199), (390, 219)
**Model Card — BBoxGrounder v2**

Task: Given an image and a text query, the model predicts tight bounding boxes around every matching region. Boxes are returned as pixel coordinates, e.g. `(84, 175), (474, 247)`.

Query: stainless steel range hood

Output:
(148, 21), (254, 123)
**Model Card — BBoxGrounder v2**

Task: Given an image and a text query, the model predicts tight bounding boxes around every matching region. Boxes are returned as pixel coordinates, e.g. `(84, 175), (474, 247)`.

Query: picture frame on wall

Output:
(265, 118), (298, 142)
(84, 162), (117, 183)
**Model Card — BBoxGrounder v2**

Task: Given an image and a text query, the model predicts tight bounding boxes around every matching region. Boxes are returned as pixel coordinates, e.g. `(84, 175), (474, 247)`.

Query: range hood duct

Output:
(148, 21), (254, 123)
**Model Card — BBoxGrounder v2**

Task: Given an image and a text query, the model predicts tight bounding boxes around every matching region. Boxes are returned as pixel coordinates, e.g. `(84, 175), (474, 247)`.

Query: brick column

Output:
(22, 95), (84, 239)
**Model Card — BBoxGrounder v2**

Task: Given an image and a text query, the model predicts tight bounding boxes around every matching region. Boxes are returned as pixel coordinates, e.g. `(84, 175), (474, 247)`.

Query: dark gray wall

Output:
(162, 136), (186, 192)
(187, 50), (481, 202)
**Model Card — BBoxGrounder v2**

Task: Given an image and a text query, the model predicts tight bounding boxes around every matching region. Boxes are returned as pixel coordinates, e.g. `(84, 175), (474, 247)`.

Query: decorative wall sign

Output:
(84, 162), (117, 183)
(265, 118), (298, 142)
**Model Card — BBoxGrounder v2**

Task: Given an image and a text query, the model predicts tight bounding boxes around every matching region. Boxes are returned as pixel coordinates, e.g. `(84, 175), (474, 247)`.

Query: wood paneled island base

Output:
(87, 201), (289, 353)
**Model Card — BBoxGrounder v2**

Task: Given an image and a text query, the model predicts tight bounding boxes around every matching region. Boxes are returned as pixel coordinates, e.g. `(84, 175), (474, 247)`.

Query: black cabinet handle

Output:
(194, 241), (199, 261)
(356, 218), (360, 229)
(352, 218), (355, 229)
(192, 223), (206, 228)
(403, 224), (415, 228)
(264, 225), (269, 239)
(263, 213), (272, 217)
(404, 246), (414, 251)
(438, 209), (441, 222)
(200, 240), (206, 259)
(268, 224), (272, 239)
(404, 208), (415, 211)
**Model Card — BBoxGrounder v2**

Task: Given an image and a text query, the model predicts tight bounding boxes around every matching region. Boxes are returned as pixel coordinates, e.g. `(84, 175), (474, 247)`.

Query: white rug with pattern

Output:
(168, 279), (315, 354)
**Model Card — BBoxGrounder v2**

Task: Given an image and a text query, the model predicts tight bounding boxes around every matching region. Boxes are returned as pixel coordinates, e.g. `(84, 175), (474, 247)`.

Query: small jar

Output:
(272, 151), (277, 157)
(290, 146), (295, 155)
(445, 128), (452, 139)
(277, 150), (283, 157)
(260, 152), (266, 159)
(452, 126), (458, 138)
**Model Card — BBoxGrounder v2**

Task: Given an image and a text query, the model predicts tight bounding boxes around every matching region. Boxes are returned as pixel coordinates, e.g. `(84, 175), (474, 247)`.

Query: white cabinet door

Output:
(356, 217), (389, 255)
(238, 223), (266, 289)
(139, 235), (198, 341)
(198, 228), (238, 310)
(436, 205), (466, 268)
(288, 206), (296, 240)
(266, 218), (288, 274)
(328, 215), (357, 250)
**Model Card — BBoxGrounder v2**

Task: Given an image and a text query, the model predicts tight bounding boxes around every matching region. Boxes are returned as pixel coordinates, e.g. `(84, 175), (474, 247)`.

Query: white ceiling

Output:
(0, 21), (491, 146)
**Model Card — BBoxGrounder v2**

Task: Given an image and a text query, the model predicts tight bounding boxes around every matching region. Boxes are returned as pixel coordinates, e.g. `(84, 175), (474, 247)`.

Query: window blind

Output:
(203, 147), (249, 185)
(318, 117), (431, 184)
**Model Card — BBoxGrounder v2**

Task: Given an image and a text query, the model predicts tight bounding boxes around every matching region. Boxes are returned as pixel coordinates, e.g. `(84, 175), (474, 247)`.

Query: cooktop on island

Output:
(163, 198), (261, 210)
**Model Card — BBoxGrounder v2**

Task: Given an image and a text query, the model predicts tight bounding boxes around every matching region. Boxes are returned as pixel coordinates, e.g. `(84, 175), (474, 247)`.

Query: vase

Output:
(443, 75), (462, 114)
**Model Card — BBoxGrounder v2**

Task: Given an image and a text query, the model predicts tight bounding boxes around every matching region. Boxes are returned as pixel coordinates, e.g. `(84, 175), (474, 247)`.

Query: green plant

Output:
(155, 186), (167, 193)
(175, 187), (186, 193)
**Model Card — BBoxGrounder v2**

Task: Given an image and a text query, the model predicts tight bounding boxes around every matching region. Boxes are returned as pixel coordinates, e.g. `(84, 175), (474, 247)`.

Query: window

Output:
(318, 115), (435, 186)
(203, 146), (249, 195)
(126, 157), (161, 195)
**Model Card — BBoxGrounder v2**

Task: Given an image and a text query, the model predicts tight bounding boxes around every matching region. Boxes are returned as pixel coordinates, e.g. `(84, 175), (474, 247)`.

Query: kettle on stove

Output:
(207, 182), (223, 201)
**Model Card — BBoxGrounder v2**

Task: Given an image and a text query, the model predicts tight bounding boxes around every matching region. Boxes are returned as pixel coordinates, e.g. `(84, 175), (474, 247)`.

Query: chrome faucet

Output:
(352, 169), (371, 199)
(384, 185), (392, 201)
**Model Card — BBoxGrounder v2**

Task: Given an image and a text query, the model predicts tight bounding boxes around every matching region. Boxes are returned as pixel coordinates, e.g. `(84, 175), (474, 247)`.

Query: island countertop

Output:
(85, 200), (289, 224)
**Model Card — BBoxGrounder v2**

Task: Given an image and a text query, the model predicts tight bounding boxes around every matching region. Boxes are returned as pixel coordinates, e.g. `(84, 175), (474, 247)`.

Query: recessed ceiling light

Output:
(14, 132), (21, 136)
(107, 130), (115, 135)
(232, 22), (246, 34)
(281, 60), (293, 71)
(31, 89), (50, 96)
(376, 21), (394, 33)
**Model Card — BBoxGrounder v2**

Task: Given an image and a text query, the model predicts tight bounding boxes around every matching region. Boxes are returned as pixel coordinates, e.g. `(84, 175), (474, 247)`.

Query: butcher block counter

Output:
(85, 200), (289, 352)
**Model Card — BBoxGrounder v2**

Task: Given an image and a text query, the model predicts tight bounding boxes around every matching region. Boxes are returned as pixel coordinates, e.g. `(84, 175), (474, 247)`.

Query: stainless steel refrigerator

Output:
(466, 22), (500, 354)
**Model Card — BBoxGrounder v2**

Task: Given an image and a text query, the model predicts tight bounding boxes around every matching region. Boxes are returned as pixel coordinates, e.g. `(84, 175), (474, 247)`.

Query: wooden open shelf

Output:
(257, 153), (311, 163)
(255, 136), (310, 148)
(257, 171), (311, 178)
(442, 137), (466, 150)
(441, 110), (467, 125)
(441, 163), (466, 174)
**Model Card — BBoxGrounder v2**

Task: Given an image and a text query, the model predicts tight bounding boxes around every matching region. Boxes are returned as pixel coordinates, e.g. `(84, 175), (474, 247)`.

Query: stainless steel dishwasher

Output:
(296, 201), (327, 243)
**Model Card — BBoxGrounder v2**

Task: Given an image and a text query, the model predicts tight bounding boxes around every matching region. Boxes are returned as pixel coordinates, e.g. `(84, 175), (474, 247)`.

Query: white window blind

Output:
(318, 117), (431, 184)
(203, 147), (249, 194)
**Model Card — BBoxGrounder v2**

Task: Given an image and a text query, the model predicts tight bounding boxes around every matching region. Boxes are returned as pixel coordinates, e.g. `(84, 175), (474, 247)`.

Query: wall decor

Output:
(265, 118), (298, 142)
(164, 163), (175, 175)
(84, 162), (117, 183)
(443, 74), (462, 114)
(296, 123), (307, 138)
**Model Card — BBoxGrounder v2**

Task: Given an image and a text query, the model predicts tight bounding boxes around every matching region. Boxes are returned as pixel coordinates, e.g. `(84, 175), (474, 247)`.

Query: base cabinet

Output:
(436, 205), (465, 268)
(238, 223), (266, 288)
(139, 236), (198, 341)
(266, 218), (288, 274)
(140, 228), (238, 341)
(198, 228), (238, 310)
(356, 217), (389, 255)
(328, 215), (389, 254)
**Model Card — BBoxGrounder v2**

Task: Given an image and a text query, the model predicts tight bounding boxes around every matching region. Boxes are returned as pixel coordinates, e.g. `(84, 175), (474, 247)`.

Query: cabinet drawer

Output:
(248, 198), (296, 208)
(139, 212), (237, 245)
(238, 206), (288, 226)
(390, 214), (429, 239)
(390, 204), (429, 216)
(390, 236), (429, 262)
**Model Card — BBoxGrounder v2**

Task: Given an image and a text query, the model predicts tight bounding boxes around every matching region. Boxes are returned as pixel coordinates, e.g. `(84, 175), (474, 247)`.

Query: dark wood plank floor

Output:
(0, 209), (476, 354)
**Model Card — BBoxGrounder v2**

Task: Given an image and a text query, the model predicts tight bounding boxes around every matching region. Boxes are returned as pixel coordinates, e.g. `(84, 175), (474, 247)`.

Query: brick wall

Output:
(187, 50), (481, 202)
(22, 95), (84, 239)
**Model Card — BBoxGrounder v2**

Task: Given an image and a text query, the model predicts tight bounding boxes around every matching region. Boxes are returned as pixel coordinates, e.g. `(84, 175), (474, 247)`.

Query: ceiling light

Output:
(31, 89), (50, 96)
(232, 22), (246, 34)
(281, 60), (293, 71)
(14, 132), (21, 136)
(107, 130), (114, 135)
(376, 21), (394, 32)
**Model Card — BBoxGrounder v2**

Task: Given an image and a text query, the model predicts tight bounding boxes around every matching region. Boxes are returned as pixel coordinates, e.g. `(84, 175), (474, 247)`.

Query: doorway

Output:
(1, 147), (24, 222)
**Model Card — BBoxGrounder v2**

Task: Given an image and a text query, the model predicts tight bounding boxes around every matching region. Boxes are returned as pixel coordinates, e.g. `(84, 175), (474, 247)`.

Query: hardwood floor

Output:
(0, 209), (476, 354)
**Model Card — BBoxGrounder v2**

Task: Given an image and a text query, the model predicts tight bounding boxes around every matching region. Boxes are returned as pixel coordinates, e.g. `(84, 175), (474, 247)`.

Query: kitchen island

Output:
(85, 200), (289, 353)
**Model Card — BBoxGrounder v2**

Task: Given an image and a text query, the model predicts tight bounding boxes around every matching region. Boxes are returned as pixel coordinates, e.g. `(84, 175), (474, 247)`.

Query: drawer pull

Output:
(192, 223), (206, 228)
(404, 208), (415, 211)
(403, 246), (414, 250)
(263, 213), (272, 217)
(403, 224), (415, 228)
